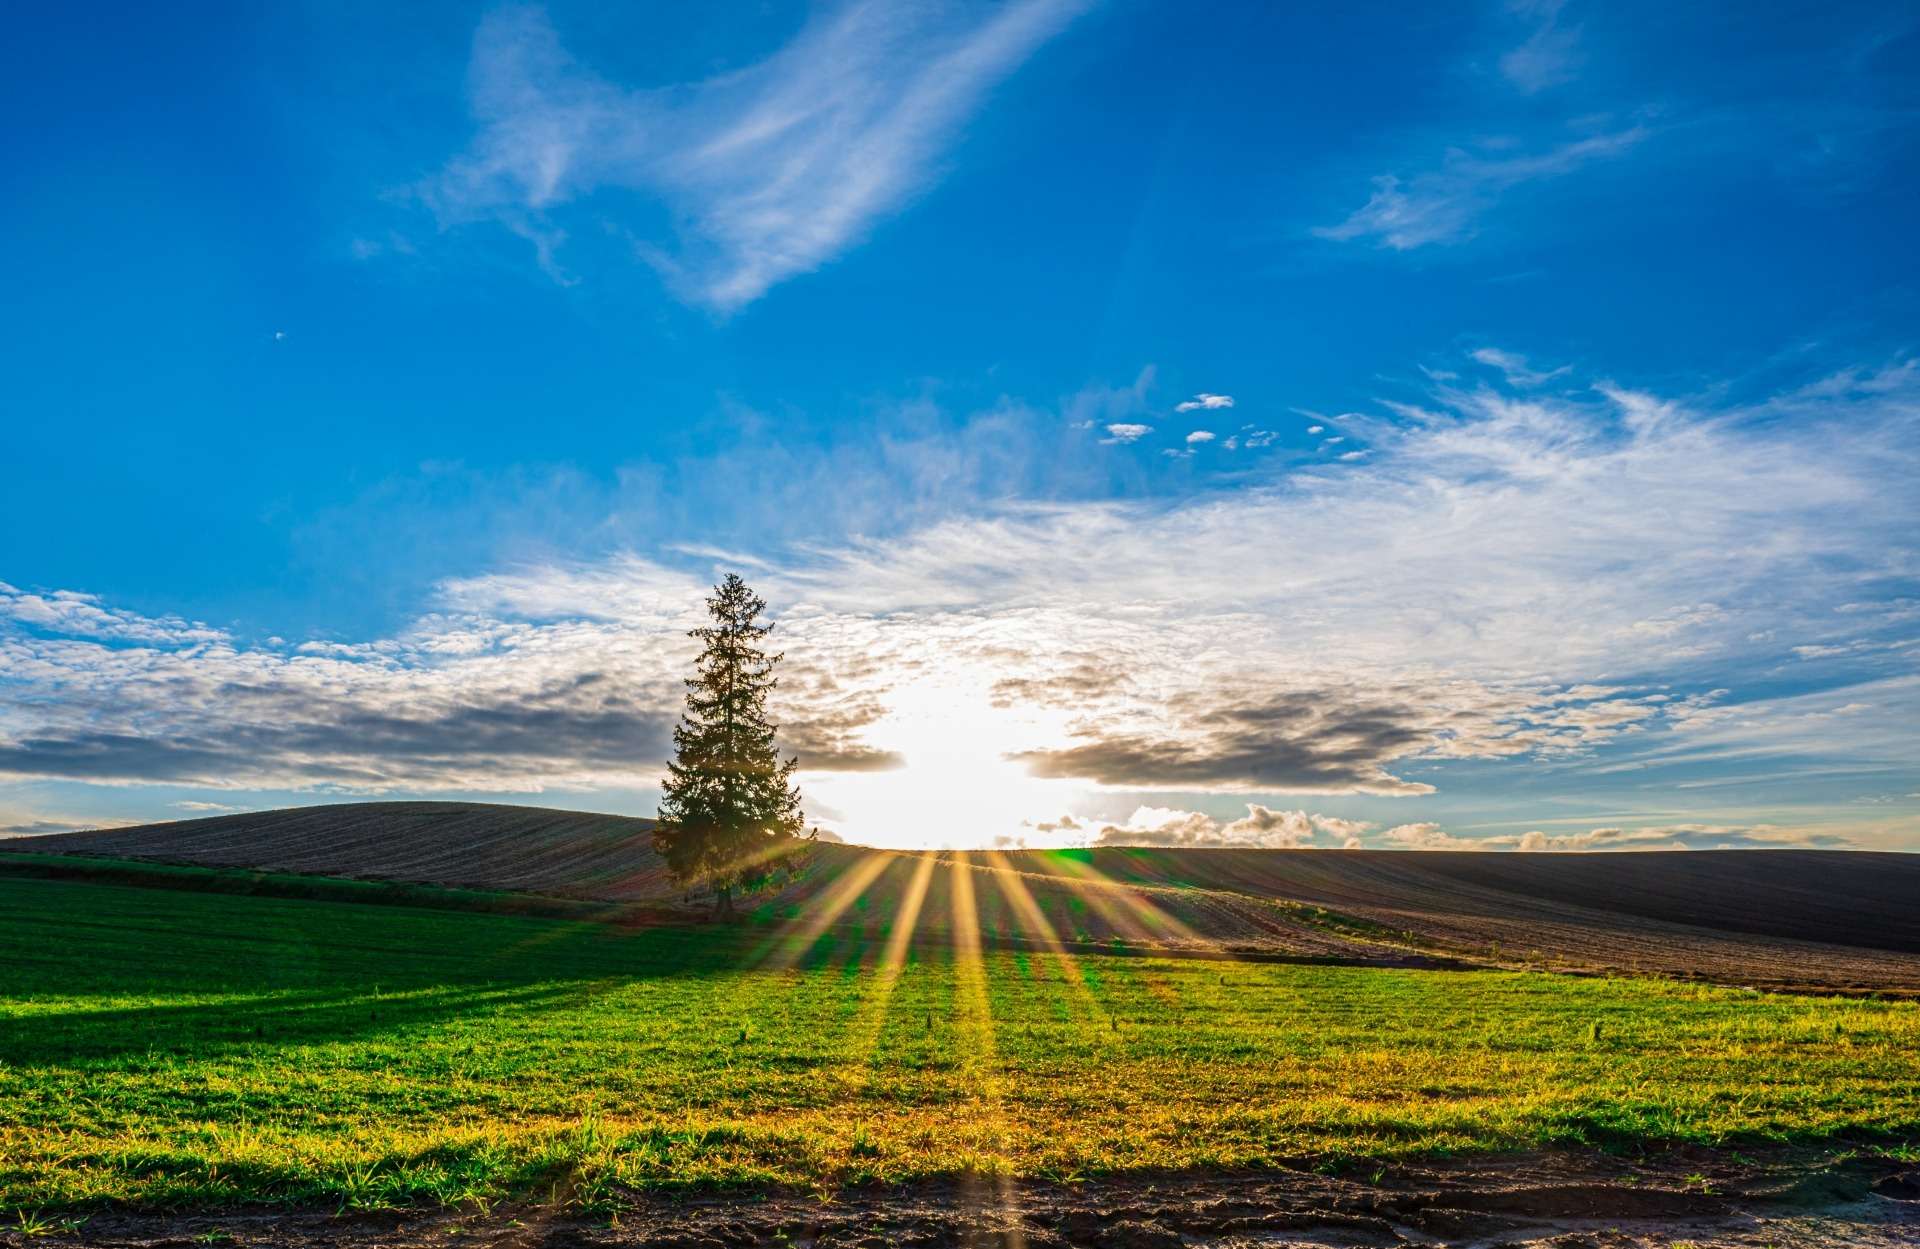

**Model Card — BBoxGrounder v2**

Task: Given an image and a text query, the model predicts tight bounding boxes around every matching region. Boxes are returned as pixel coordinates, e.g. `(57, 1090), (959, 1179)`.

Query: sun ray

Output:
(982, 851), (1097, 1015)
(844, 852), (938, 1062)
(754, 848), (896, 971)
(1038, 851), (1215, 951)
(947, 852), (1028, 1249)
(1030, 854), (1166, 945)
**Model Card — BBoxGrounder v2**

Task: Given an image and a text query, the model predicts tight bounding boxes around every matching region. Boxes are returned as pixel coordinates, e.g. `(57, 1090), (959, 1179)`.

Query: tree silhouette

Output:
(653, 574), (809, 917)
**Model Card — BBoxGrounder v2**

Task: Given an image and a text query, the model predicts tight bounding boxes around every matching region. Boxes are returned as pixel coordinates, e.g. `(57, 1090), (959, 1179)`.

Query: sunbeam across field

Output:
(2, 873), (1916, 1210)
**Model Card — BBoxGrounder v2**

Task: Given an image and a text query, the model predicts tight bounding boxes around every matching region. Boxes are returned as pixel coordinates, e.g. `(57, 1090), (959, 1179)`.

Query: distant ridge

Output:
(9, 802), (1918, 992)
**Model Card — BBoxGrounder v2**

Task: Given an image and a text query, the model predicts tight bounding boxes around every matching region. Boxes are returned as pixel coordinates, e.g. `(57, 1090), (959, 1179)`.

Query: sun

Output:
(802, 669), (1087, 850)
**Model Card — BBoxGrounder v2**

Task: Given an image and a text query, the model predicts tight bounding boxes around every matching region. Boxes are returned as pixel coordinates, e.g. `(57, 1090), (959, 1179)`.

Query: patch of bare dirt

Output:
(11, 1148), (1916, 1248)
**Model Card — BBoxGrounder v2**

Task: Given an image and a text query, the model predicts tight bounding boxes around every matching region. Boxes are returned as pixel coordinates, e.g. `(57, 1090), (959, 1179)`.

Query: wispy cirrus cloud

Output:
(1385, 821), (1855, 852)
(1067, 810), (1853, 853)
(1500, 0), (1582, 94)
(1315, 126), (1646, 250)
(0, 817), (101, 838)
(1511, 823), (1854, 851)
(1470, 346), (1570, 387)
(423, 1), (1086, 310)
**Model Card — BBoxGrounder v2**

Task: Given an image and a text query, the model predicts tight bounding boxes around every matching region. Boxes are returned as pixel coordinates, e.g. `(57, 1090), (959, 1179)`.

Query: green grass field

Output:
(2, 870), (1916, 1211)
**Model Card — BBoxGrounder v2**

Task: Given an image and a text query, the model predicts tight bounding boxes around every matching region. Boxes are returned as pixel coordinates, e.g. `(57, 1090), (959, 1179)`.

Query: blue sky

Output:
(3, 0), (1917, 850)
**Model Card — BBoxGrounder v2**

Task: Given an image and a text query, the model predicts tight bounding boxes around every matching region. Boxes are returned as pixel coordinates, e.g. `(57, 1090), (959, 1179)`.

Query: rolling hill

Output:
(8, 801), (1917, 993)
(5, 801), (677, 900)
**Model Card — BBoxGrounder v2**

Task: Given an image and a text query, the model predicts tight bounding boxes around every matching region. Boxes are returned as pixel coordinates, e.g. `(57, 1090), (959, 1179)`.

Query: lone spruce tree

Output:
(654, 574), (808, 917)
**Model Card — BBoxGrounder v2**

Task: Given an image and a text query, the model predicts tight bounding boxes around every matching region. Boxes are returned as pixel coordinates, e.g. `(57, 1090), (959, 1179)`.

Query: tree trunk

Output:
(714, 882), (734, 921)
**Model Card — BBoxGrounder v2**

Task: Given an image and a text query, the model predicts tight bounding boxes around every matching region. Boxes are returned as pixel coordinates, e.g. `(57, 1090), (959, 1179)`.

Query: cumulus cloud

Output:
(1175, 393), (1235, 413)
(423, 1), (1086, 310)
(0, 582), (226, 645)
(1313, 814), (1374, 841)
(1101, 423), (1153, 444)
(1186, 430), (1216, 445)
(1381, 822), (1467, 849)
(1316, 127), (1646, 250)
(1081, 804), (1375, 849)
(1091, 805), (1220, 847)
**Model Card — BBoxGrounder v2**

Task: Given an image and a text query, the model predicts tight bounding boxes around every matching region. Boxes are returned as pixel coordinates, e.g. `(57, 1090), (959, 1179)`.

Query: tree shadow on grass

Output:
(0, 874), (777, 1000)
(0, 979), (606, 1066)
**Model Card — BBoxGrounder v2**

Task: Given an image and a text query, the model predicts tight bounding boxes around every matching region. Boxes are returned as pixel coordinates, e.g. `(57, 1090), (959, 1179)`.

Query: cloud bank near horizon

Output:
(2, 353), (1916, 849)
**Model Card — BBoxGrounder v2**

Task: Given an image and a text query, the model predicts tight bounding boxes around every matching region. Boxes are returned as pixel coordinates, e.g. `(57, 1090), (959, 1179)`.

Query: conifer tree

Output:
(653, 574), (808, 916)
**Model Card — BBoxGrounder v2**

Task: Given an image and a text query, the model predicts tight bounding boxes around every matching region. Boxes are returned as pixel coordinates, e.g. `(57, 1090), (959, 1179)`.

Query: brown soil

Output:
(10, 803), (1919, 994)
(3, 802), (677, 900)
(10, 1148), (1915, 1248)
(998, 846), (1920, 994)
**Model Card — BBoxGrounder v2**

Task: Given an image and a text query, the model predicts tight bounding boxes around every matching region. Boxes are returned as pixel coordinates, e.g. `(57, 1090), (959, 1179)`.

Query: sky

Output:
(2, 1), (1917, 852)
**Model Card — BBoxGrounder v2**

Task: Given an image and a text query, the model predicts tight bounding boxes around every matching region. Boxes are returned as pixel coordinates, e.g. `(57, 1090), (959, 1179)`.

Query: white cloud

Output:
(1306, 424), (1325, 435)
(1175, 393), (1235, 413)
(0, 810), (136, 838)
(1101, 423), (1153, 444)
(424, 1), (1086, 310)
(1185, 430), (1216, 445)
(1470, 346), (1570, 387)
(1511, 823), (1854, 851)
(1381, 822), (1472, 849)
(1315, 127), (1646, 250)
(2, 354), (1915, 848)
(1065, 366), (1156, 432)
(1373, 821), (1854, 852)
(1088, 803), (1356, 849)
(0, 582), (227, 646)
(1500, 0), (1582, 94)
(1220, 804), (1315, 846)
(1312, 815), (1374, 840)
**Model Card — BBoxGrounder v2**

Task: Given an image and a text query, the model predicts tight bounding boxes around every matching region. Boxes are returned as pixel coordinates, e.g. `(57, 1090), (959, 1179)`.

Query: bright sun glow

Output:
(803, 669), (1088, 849)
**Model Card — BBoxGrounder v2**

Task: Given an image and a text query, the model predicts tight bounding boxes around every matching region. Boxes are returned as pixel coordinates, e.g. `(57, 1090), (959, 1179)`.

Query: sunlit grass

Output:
(1, 874), (1916, 1210)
